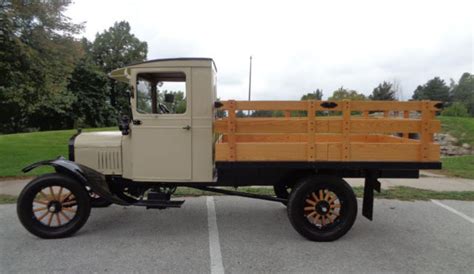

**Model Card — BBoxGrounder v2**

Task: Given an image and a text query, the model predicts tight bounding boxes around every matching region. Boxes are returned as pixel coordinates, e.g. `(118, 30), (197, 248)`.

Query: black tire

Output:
(287, 175), (357, 241)
(17, 173), (91, 239)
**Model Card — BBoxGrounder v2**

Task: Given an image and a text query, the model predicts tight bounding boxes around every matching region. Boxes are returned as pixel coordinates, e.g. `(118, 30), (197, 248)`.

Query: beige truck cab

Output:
(75, 58), (217, 182)
(17, 57), (442, 242)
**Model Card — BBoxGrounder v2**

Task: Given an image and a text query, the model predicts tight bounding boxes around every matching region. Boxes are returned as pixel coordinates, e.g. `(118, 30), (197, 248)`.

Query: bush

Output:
(442, 102), (469, 117)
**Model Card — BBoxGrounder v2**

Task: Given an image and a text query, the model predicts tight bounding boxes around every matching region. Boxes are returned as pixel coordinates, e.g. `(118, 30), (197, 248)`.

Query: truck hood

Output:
(75, 131), (122, 148)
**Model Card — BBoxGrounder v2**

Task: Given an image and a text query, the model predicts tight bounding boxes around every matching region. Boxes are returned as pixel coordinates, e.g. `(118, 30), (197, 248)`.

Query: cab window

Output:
(136, 72), (187, 114)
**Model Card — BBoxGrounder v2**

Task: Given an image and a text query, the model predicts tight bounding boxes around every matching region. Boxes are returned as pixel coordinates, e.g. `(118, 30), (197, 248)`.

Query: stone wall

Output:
(435, 133), (473, 156)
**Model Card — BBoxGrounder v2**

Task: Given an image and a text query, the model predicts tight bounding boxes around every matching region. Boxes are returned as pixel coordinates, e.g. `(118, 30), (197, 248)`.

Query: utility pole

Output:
(248, 56), (252, 116)
(248, 56), (252, 101)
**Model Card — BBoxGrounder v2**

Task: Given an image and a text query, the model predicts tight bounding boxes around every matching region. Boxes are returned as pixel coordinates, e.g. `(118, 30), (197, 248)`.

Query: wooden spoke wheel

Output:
(303, 189), (342, 229)
(17, 173), (91, 239)
(287, 175), (357, 241)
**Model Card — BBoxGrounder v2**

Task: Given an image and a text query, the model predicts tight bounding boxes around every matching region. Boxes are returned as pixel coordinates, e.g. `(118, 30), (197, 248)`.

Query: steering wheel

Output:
(158, 103), (170, 114)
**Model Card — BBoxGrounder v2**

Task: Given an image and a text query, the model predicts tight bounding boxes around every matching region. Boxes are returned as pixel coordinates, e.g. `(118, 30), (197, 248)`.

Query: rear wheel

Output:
(17, 173), (91, 239)
(287, 175), (357, 241)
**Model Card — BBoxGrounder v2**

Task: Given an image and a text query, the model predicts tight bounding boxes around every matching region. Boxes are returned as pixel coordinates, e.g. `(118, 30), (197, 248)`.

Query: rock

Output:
(462, 143), (471, 149)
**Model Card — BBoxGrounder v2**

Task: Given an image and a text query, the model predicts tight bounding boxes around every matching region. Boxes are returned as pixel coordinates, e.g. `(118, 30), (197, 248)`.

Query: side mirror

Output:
(118, 115), (130, 135)
(164, 94), (175, 103)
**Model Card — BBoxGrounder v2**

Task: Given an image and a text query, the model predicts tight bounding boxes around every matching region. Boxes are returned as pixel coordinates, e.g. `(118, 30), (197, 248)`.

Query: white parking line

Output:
(207, 196), (225, 274)
(431, 200), (474, 224)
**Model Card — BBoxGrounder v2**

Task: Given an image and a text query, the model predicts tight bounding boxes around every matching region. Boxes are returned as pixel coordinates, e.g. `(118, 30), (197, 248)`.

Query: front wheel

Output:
(17, 173), (91, 239)
(287, 175), (357, 241)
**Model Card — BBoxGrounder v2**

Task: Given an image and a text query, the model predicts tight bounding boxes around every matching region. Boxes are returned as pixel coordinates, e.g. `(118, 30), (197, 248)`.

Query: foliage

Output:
(328, 87), (366, 101)
(301, 89), (323, 100)
(441, 102), (469, 117)
(0, 0), (84, 133)
(412, 77), (450, 102)
(91, 21), (148, 115)
(0, 0), (147, 133)
(67, 57), (116, 127)
(369, 81), (397, 101)
(450, 72), (474, 116)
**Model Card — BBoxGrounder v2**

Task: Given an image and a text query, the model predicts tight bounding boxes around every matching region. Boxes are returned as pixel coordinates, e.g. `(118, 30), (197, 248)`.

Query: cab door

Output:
(129, 68), (192, 181)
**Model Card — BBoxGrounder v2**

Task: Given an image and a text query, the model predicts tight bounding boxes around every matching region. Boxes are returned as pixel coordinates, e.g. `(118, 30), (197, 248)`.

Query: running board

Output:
(134, 200), (185, 209)
(190, 186), (287, 203)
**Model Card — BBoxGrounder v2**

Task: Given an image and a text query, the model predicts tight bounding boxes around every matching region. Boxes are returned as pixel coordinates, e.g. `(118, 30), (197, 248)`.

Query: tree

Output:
(329, 87), (366, 101)
(412, 77), (450, 102)
(67, 57), (116, 128)
(0, 0), (84, 132)
(369, 81), (397, 101)
(450, 72), (474, 116)
(301, 89), (323, 100)
(91, 21), (148, 115)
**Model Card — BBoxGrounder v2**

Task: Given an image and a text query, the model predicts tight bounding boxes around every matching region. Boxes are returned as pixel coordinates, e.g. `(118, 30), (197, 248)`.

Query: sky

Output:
(65, 0), (473, 100)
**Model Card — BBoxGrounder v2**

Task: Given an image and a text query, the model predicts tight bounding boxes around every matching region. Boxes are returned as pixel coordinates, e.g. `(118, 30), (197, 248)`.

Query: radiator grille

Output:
(97, 150), (121, 171)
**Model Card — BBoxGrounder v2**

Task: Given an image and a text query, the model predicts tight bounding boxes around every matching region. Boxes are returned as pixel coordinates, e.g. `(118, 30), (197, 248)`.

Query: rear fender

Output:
(22, 157), (129, 205)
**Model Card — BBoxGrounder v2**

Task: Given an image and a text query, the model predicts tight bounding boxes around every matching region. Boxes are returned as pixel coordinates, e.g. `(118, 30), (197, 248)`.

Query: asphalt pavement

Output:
(1, 196), (473, 273)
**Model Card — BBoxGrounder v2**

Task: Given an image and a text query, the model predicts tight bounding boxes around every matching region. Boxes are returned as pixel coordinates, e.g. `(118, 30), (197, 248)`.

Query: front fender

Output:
(23, 157), (87, 183)
(23, 157), (129, 205)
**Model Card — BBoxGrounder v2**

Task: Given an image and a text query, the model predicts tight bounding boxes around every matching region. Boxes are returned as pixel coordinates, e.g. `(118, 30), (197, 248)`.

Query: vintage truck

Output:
(17, 58), (442, 241)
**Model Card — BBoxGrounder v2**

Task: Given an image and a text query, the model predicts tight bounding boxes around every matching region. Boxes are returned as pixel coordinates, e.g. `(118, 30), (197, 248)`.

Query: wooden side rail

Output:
(214, 100), (442, 162)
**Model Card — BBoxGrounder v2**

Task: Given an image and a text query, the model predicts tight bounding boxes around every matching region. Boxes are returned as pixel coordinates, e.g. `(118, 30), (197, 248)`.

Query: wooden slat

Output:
(215, 143), (308, 161)
(350, 101), (440, 111)
(307, 100), (316, 161)
(222, 133), (420, 143)
(217, 100), (441, 112)
(227, 100), (236, 161)
(341, 100), (351, 161)
(220, 100), (343, 111)
(215, 142), (439, 162)
(420, 101), (432, 161)
(351, 143), (439, 161)
(403, 111), (409, 138)
(350, 119), (440, 134)
(214, 118), (440, 134)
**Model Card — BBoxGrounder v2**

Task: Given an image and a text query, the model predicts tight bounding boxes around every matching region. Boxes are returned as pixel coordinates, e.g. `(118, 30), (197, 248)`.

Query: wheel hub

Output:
(47, 201), (62, 213)
(315, 201), (330, 215)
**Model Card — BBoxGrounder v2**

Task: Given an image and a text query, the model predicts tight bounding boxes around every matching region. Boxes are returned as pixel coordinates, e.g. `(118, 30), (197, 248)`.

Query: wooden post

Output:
(420, 101), (431, 161)
(363, 111), (369, 118)
(227, 100), (237, 161)
(342, 100), (351, 161)
(383, 111), (389, 118)
(403, 111), (409, 138)
(307, 100), (316, 161)
(284, 110), (291, 118)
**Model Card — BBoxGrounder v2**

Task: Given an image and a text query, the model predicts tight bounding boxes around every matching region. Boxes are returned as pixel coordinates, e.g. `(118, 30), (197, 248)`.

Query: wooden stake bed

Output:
(214, 100), (441, 163)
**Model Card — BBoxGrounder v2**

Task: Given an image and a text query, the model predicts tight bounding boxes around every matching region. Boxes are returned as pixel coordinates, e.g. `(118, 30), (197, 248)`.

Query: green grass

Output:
(436, 116), (474, 178)
(0, 128), (114, 177)
(0, 194), (18, 204)
(440, 155), (474, 179)
(1, 186), (473, 204)
(439, 116), (474, 147)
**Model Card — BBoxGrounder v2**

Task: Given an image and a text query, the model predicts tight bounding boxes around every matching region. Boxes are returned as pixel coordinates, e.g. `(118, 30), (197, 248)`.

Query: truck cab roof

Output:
(108, 57), (217, 83)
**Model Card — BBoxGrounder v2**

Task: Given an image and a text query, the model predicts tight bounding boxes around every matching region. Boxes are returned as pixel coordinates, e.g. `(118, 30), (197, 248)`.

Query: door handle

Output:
(182, 125), (191, 130)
